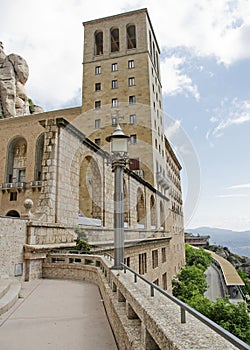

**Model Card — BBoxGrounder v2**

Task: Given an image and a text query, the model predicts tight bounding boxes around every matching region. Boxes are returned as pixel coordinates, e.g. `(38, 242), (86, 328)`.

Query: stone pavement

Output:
(0, 279), (117, 350)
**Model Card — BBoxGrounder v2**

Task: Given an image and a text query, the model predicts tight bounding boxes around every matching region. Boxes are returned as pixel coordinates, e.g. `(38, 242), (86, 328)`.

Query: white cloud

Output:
(165, 119), (182, 139)
(227, 183), (250, 190)
(208, 98), (250, 138)
(215, 194), (249, 198)
(161, 55), (200, 100)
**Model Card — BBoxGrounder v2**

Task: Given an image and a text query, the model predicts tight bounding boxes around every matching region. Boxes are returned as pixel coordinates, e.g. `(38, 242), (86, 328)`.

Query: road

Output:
(205, 264), (224, 301)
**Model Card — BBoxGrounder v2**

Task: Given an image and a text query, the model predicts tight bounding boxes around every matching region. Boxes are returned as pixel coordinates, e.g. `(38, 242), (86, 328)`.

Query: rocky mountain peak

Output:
(0, 43), (43, 118)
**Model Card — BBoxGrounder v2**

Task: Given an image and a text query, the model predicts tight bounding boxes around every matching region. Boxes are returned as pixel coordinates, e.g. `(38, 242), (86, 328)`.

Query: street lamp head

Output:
(106, 123), (129, 154)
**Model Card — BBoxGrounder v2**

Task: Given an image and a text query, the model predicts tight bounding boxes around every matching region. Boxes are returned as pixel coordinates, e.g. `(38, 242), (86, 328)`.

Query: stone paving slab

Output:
(0, 279), (117, 350)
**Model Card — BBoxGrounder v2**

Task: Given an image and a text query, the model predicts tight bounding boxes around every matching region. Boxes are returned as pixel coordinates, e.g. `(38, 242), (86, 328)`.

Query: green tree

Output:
(173, 265), (207, 301)
(185, 244), (212, 271)
(237, 269), (250, 296)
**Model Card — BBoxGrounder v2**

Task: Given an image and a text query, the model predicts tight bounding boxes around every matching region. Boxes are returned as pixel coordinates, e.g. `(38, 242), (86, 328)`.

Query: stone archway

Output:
(79, 156), (102, 220)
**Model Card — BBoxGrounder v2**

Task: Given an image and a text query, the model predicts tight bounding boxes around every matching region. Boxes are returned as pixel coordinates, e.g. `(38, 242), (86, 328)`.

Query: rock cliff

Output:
(0, 42), (43, 118)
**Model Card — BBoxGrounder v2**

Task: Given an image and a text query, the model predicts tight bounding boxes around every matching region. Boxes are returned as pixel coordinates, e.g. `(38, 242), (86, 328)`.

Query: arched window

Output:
(127, 25), (136, 49)
(34, 133), (44, 181)
(6, 210), (20, 218)
(110, 28), (119, 52)
(160, 201), (165, 230)
(136, 187), (145, 226)
(6, 136), (27, 183)
(95, 31), (103, 55)
(150, 195), (157, 229)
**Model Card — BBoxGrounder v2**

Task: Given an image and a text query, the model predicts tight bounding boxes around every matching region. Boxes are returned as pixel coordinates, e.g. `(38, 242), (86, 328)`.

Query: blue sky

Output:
(1, 0), (250, 231)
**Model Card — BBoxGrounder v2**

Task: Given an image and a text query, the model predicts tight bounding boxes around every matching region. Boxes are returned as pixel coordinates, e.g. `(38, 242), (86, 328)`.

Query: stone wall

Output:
(0, 217), (27, 279)
(43, 254), (240, 350)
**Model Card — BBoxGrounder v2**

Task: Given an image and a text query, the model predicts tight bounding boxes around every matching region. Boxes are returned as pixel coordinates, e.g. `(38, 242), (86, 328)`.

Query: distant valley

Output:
(185, 227), (250, 258)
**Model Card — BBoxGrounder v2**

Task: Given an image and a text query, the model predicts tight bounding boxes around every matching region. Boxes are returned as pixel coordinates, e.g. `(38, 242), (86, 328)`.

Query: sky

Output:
(1, 0), (250, 231)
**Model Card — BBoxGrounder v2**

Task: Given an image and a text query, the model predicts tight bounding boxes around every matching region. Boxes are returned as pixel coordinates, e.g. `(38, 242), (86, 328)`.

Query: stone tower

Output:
(81, 9), (169, 193)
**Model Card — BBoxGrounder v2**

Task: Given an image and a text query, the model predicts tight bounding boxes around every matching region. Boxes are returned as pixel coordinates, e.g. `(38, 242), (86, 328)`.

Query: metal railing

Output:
(120, 262), (250, 350)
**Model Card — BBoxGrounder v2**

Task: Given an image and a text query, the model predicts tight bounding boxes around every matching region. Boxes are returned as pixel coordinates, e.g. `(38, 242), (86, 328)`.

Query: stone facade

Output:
(0, 9), (185, 286)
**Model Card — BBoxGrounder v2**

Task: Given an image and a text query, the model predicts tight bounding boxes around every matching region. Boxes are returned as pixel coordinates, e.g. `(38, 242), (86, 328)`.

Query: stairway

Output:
(0, 279), (21, 315)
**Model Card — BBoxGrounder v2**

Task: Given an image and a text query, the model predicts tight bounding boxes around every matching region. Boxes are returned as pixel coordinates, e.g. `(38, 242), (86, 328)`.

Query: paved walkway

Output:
(0, 279), (117, 350)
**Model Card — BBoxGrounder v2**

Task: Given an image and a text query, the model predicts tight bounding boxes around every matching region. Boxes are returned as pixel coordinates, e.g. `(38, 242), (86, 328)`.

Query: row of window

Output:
(94, 95), (136, 109)
(95, 77), (135, 91)
(138, 247), (167, 275)
(95, 60), (134, 75)
(94, 25), (136, 55)
(94, 113), (136, 128)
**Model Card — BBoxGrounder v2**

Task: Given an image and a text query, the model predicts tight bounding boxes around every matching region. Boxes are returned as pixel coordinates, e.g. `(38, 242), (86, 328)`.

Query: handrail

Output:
(121, 263), (250, 350)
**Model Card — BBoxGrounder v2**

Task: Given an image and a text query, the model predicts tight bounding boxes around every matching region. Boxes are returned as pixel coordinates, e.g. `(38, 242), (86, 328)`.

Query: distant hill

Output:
(185, 227), (250, 258)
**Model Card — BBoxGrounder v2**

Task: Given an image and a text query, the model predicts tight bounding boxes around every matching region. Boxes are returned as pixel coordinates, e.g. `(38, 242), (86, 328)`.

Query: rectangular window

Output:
(162, 247), (166, 263)
(152, 250), (158, 269)
(111, 80), (118, 89)
(94, 100), (101, 109)
(162, 272), (168, 290)
(111, 98), (118, 108)
(128, 60), (135, 69)
(129, 114), (136, 124)
(111, 63), (118, 71)
(139, 253), (147, 274)
(128, 77), (135, 86)
(95, 66), (101, 74)
(94, 119), (101, 129)
(129, 95), (136, 104)
(95, 83), (101, 91)
(124, 257), (130, 267)
(10, 192), (17, 201)
(18, 169), (26, 182)
(129, 158), (140, 170)
(95, 138), (101, 146)
(130, 134), (137, 144)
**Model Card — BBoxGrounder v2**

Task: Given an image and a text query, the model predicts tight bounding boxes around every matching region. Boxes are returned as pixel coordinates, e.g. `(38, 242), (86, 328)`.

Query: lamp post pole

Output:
(113, 158), (125, 269)
(106, 122), (129, 269)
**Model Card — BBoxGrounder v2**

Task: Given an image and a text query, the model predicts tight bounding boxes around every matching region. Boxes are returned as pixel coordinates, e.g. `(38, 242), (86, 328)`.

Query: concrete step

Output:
(0, 281), (21, 315)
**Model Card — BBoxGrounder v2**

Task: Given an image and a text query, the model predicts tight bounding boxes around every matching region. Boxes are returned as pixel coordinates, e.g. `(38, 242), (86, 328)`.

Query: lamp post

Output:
(106, 123), (129, 269)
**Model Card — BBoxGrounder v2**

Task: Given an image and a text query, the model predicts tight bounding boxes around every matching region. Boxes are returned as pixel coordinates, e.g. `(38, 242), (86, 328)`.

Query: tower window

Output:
(111, 28), (119, 52)
(95, 83), (101, 91)
(111, 80), (118, 89)
(95, 66), (101, 74)
(94, 119), (101, 129)
(128, 77), (135, 86)
(127, 25), (136, 49)
(111, 63), (118, 71)
(95, 138), (101, 146)
(130, 134), (137, 144)
(129, 114), (136, 124)
(112, 98), (118, 108)
(95, 100), (101, 109)
(95, 31), (103, 55)
(129, 95), (136, 104)
(128, 60), (135, 69)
